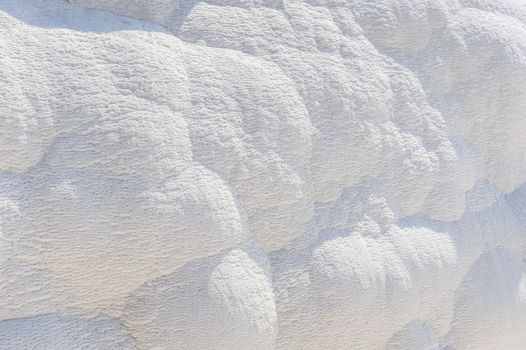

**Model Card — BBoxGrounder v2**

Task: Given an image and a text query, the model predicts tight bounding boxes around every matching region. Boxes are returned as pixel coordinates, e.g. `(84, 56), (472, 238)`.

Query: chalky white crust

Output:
(1, 0), (525, 349)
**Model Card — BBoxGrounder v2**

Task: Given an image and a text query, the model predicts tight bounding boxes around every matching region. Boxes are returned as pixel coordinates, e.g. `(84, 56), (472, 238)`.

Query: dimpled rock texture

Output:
(0, 0), (525, 349)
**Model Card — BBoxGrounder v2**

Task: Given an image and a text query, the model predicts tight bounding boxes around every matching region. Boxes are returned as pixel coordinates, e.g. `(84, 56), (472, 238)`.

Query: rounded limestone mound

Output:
(1, 0), (526, 349)
(123, 248), (277, 350)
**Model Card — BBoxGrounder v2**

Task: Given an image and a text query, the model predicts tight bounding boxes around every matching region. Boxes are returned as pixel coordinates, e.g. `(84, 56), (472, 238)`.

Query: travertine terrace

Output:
(1, 0), (526, 349)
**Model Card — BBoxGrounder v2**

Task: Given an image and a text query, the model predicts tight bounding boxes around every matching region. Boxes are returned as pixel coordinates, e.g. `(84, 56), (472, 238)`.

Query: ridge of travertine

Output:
(1, 0), (525, 349)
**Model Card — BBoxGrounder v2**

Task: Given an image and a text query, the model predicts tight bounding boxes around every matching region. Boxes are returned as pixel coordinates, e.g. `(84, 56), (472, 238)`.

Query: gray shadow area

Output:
(0, 0), (170, 33)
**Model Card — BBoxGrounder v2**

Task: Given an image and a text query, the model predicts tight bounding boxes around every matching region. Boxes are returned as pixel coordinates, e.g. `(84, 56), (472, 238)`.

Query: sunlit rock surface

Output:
(1, 0), (525, 349)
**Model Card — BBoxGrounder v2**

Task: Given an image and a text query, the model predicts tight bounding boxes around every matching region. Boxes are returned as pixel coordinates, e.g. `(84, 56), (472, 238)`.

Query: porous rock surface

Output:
(1, 0), (525, 349)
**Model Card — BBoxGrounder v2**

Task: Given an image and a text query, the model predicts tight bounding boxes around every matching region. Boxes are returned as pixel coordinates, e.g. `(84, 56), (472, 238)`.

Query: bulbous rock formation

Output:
(1, 0), (525, 349)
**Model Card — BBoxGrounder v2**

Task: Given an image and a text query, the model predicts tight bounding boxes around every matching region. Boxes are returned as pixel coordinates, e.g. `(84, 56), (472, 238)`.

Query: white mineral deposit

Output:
(1, 0), (525, 349)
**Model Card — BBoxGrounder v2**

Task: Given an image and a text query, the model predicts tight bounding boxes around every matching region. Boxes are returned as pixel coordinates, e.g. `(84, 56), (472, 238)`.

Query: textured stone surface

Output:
(0, 0), (525, 349)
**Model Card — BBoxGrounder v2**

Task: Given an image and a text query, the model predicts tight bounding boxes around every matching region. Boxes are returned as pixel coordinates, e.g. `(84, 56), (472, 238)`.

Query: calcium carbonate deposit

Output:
(1, 0), (526, 349)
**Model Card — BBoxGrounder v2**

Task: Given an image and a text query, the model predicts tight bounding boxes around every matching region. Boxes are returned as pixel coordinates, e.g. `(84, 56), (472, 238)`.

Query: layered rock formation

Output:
(1, 0), (525, 349)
